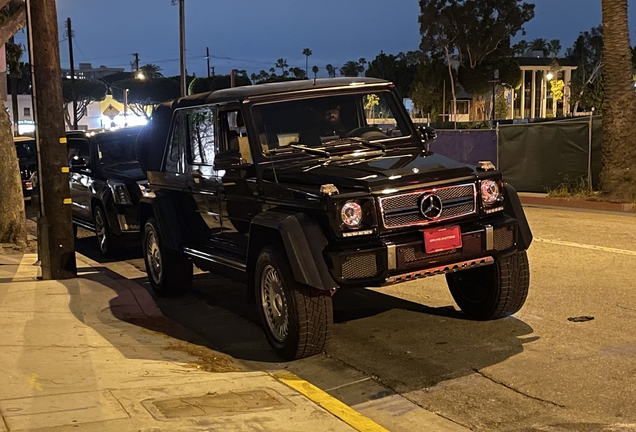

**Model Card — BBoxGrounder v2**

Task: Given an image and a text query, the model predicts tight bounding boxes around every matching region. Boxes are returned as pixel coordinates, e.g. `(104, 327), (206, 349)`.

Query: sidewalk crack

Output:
(473, 369), (566, 408)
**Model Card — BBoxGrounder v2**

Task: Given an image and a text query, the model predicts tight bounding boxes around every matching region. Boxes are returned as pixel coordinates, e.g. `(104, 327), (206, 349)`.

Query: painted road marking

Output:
(273, 371), (389, 432)
(535, 238), (636, 256)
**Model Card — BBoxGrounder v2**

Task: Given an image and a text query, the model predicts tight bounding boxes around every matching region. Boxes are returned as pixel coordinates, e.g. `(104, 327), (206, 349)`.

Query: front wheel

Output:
(143, 217), (193, 297)
(93, 205), (117, 257)
(446, 250), (530, 320)
(255, 247), (333, 360)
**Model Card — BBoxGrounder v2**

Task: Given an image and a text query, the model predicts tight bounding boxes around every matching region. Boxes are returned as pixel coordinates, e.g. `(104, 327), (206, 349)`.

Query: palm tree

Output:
(358, 58), (367, 76)
(600, 0), (636, 199)
(548, 39), (561, 58)
(512, 40), (529, 56)
(140, 64), (163, 79)
(340, 61), (363, 77)
(530, 38), (548, 57)
(302, 48), (312, 76)
(275, 58), (288, 76)
(312, 65), (319, 80)
(325, 64), (336, 78)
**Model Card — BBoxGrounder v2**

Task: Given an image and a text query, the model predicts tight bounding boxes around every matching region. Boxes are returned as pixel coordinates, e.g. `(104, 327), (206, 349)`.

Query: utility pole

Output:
(26, 0), (77, 279)
(67, 17), (77, 130)
(179, 0), (186, 97)
(206, 47), (210, 78)
(211, 66), (215, 77)
(132, 52), (139, 71)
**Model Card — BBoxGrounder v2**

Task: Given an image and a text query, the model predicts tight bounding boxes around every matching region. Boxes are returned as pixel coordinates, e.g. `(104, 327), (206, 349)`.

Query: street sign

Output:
(103, 104), (120, 120)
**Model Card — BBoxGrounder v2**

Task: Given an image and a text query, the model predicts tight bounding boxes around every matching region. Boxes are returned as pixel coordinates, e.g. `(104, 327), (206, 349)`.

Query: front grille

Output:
(494, 226), (515, 250)
(396, 232), (483, 270)
(341, 252), (381, 279)
(378, 183), (476, 229)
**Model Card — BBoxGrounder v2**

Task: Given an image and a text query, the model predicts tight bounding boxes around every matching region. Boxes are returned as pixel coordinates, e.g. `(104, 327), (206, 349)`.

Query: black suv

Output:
(67, 127), (147, 256)
(14, 136), (37, 198)
(138, 78), (532, 360)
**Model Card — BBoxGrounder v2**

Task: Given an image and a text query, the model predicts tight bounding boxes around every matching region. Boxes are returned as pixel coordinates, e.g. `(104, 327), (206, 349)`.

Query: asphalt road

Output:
(74, 207), (636, 432)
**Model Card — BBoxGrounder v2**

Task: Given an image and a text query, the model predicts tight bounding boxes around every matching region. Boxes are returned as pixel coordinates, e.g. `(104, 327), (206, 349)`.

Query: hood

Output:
(264, 150), (476, 192)
(100, 162), (146, 182)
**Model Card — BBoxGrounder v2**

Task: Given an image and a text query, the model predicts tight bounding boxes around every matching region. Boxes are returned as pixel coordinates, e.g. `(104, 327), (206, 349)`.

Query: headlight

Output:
(480, 180), (502, 206)
(340, 201), (363, 228)
(108, 181), (132, 205)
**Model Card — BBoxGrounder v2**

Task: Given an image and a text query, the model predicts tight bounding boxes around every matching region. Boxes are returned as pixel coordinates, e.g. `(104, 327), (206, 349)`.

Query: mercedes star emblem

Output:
(420, 194), (443, 219)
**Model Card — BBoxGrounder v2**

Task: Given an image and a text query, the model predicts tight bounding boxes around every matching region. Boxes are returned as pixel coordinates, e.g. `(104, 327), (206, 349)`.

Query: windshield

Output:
(252, 90), (412, 154)
(96, 130), (140, 166)
(15, 140), (36, 159)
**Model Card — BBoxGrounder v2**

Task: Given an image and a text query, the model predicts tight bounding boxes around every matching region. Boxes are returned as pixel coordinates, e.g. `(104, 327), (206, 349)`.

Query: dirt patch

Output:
(165, 342), (245, 373)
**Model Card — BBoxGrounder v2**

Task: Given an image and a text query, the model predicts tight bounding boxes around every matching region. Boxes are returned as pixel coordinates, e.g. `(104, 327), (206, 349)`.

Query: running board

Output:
(183, 247), (246, 272)
(73, 218), (95, 232)
(384, 256), (495, 285)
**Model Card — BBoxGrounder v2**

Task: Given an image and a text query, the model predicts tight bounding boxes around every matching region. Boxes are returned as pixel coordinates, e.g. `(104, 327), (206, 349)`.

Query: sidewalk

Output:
(0, 253), (374, 432)
(518, 192), (635, 213)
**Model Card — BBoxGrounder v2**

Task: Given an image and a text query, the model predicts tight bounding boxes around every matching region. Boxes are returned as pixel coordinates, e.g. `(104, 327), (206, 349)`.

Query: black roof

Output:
(158, 77), (391, 113)
(516, 57), (578, 68)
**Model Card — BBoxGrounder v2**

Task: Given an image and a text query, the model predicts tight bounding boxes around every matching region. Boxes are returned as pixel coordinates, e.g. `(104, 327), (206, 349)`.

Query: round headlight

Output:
(481, 180), (501, 205)
(341, 201), (363, 228)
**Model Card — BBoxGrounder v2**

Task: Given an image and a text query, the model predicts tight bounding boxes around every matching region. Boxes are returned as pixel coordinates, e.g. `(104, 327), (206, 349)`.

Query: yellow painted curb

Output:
(273, 371), (389, 432)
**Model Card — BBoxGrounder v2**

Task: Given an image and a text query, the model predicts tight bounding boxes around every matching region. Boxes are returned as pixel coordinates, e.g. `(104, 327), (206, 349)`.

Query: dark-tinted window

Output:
(15, 140), (36, 159)
(95, 130), (141, 166)
(187, 106), (215, 165)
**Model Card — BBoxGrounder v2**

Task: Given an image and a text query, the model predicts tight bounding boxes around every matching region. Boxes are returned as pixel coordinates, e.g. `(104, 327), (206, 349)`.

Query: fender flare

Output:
(504, 183), (533, 251)
(249, 211), (338, 291)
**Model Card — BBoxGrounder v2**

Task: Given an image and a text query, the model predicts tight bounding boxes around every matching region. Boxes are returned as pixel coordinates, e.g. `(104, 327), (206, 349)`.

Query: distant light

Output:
(136, 72), (146, 80)
(546, 73), (554, 80)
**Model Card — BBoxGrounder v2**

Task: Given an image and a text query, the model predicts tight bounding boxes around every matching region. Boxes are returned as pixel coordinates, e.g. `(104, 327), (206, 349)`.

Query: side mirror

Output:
(418, 125), (437, 143)
(214, 149), (243, 171)
(69, 156), (87, 169)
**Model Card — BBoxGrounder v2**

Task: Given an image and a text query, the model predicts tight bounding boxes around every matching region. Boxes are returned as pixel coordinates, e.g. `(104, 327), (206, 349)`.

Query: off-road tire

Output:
(255, 247), (333, 360)
(446, 250), (529, 320)
(93, 205), (117, 257)
(143, 217), (193, 297)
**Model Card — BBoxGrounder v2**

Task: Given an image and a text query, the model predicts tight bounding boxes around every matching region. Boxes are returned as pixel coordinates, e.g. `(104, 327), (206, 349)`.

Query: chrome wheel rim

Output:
(260, 264), (289, 342)
(94, 208), (107, 253)
(146, 228), (162, 285)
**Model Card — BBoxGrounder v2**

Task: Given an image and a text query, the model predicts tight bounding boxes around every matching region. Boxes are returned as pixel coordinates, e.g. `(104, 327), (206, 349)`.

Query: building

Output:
(61, 63), (125, 80)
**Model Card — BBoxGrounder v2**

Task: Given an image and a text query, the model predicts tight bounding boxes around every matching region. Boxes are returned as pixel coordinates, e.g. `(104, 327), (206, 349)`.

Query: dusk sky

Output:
(18, 1), (636, 78)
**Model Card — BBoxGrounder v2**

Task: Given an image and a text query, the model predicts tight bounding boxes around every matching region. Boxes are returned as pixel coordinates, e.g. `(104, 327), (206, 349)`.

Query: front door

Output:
(67, 136), (93, 223)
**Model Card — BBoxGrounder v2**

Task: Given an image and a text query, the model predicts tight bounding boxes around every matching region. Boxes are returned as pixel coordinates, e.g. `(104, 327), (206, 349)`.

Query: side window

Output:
(67, 138), (90, 164)
(220, 109), (252, 164)
(165, 112), (184, 172)
(187, 107), (216, 165)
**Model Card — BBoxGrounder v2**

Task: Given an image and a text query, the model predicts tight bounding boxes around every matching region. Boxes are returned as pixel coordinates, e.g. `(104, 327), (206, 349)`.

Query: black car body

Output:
(67, 127), (147, 256)
(138, 78), (533, 360)
(14, 137), (37, 197)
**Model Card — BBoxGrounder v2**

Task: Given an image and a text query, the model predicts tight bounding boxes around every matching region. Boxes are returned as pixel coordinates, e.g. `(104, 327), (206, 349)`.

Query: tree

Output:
(600, 0), (636, 199)
(275, 58), (288, 76)
(410, 55), (453, 119)
(548, 39), (561, 58)
(289, 67), (306, 80)
(325, 64), (336, 78)
(512, 39), (529, 56)
(61, 79), (107, 128)
(366, 51), (419, 97)
(111, 77), (180, 120)
(189, 73), (251, 94)
(0, 0), (27, 248)
(529, 38), (548, 56)
(340, 60), (364, 77)
(312, 65), (319, 80)
(567, 25), (604, 113)
(359, 57), (367, 75)
(302, 48), (312, 76)
(139, 63), (163, 79)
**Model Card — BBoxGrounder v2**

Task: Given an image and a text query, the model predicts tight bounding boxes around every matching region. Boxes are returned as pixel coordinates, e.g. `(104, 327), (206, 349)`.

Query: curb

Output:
(519, 194), (635, 213)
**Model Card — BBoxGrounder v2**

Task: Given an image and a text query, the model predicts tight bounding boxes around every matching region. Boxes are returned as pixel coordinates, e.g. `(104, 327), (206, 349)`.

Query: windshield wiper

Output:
(321, 137), (386, 151)
(289, 144), (331, 158)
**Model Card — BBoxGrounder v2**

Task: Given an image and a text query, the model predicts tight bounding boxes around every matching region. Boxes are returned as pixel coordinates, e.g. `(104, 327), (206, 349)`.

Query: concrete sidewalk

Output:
(0, 253), (374, 432)
(519, 192), (635, 213)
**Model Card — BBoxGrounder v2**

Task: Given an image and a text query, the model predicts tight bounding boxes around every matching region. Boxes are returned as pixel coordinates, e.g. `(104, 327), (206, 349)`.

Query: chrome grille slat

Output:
(378, 183), (477, 229)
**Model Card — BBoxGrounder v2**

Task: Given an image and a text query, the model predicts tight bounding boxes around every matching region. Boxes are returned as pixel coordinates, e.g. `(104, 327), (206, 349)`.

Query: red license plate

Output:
(423, 225), (462, 253)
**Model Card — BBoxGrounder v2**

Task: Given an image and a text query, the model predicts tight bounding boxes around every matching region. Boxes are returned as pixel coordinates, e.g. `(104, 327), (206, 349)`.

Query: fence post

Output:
(588, 108), (594, 192)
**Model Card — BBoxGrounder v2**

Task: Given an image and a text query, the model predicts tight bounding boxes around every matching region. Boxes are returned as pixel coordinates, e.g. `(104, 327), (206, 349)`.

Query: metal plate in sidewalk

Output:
(142, 389), (290, 421)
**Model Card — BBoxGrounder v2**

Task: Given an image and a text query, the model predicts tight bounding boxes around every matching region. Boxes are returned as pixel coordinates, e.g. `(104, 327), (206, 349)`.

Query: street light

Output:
(546, 72), (554, 80)
(136, 72), (146, 80)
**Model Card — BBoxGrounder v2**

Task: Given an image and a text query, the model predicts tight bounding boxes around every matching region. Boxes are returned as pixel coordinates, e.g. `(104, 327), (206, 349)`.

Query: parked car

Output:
(67, 127), (147, 256)
(14, 136), (37, 198)
(137, 78), (533, 360)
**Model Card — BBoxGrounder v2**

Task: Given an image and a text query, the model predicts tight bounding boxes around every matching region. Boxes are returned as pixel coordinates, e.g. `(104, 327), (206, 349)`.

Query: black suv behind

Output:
(137, 78), (533, 360)
(67, 127), (147, 256)
(14, 136), (37, 198)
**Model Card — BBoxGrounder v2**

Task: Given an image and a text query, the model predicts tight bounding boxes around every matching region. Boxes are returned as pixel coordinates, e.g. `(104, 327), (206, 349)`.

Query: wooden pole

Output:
(179, 0), (186, 97)
(67, 17), (77, 130)
(26, 0), (76, 280)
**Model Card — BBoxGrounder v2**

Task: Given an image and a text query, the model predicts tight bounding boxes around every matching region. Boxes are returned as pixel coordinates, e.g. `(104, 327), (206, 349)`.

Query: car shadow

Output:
(74, 233), (143, 263)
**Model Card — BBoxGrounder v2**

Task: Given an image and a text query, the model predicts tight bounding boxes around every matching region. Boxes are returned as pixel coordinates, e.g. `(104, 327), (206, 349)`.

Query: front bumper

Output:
(325, 216), (519, 288)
